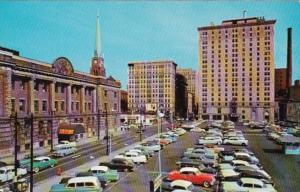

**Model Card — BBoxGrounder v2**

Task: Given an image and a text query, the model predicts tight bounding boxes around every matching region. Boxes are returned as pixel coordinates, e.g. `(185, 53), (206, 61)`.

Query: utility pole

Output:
(105, 108), (109, 155)
(13, 112), (18, 191)
(97, 109), (101, 140)
(50, 110), (54, 152)
(139, 107), (143, 142)
(30, 113), (34, 192)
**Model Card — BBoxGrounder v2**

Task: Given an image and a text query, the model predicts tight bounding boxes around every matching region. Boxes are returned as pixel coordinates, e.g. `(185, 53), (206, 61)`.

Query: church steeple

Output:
(94, 14), (101, 57)
(90, 13), (106, 77)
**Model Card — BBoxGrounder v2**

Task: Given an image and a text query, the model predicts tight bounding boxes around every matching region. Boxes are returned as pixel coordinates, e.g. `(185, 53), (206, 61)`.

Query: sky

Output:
(1, 1), (300, 89)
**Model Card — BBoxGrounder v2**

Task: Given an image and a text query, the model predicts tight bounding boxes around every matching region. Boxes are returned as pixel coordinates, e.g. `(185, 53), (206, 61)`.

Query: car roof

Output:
(68, 176), (98, 184)
(90, 166), (108, 172)
(240, 177), (264, 186)
(180, 167), (199, 173)
(170, 180), (192, 188)
(34, 156), (50, 160)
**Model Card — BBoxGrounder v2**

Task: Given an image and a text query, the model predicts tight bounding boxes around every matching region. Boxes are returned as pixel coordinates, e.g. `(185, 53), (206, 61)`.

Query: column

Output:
(81, 86), (85, 113)
(93, 88), (97, 113)
(50, 81), (55, 112)
(28, 78), (35, 113)
(67, 84), (71, 113)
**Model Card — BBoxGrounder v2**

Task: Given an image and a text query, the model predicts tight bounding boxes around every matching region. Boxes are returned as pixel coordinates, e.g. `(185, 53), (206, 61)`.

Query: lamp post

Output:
(30, 113), (34, 192)
(13, 112), (18, 191)
(157, 109), (164, 192)
(139, 107), (143, 142)
(50, 110), (55, 152)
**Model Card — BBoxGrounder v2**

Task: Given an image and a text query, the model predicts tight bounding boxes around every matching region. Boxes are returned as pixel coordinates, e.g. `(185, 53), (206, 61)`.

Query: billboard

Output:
(146, 103), (157, 113)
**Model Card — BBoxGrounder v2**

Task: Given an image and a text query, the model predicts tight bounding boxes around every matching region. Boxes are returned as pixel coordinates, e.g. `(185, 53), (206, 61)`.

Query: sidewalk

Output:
(33, 134), (158, 192)
(0, 130), (131, 164)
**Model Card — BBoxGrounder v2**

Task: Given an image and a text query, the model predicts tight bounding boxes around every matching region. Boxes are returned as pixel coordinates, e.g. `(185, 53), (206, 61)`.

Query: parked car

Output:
(234, 152), (259, 164)
(218, 163), (235, 171)
(0, 162), (7, 168)
(221, 177), (277, 192)
(198, 136), (222, 145)
(219, 169), (240, 181)
(59, 140), (76, 148)
(190, 128), (206, 133)
(234, 166), (271, 181)
(162, 179), (204, 192)
(183, 149), (216, 160)
(168, 167), (215, 188)
(177, 156), (216, 168)
(174, 128), (186, 136)
(139, 141), (161, 152)
(231, 160), (261, 170)
(99, 158), (134, 172)
(52, 144), (77, 157)
(76, 172), (107, 189)
(50, 176), (102, 192)
(114, 151), (147, 164)
(89, 166), (119, 182)
(223, 137), (248, 146)
(238, 170), (273, 185)
(0, 166), (27, 184)
(24, 156), (57, 173)
(124, 149), (151, 159)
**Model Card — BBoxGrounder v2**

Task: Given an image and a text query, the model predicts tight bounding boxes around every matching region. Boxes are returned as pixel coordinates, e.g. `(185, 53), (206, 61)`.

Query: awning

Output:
(58, 122), (85, 135)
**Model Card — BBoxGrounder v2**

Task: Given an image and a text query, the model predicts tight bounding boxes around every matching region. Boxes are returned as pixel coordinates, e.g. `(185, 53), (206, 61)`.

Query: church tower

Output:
(90, 14), (106, 77)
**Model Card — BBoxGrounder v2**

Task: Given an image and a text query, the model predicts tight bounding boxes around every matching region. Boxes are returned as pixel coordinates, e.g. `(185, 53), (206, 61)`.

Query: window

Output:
(34, 82), (39, 91)
(42, 101), (47, 111)
(55, 101), (58, 111)
(76, 102), (79, 111)
(34, 100), (39, 112)
(12, 80), (15, 90)
(11, 99), (15, 112)
(104, 90), (107, 97)
(61, 86), (64, 93)
(61, 101), (65, 111)
(71, 102), (74, 111)
(114, 92), (117, 97)
(42, 83), (47, 92)
(19, 99), (25, 111)
(20, 81), (26, 90)
(114, 103), (117, 111)
(55, 85), (59, 93)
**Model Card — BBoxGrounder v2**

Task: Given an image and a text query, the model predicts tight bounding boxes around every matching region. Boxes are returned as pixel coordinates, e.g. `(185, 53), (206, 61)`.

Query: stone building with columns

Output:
(0, 16), (121, 155)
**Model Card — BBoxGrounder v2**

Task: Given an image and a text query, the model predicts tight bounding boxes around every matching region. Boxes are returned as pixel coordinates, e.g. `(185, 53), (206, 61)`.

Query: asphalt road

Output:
(103, 131), (217, 192)
(244, 130), (300, 192)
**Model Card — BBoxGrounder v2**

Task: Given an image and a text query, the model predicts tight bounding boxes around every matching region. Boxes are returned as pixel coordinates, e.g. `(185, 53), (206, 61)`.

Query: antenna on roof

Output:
(243, 10), (247, 18)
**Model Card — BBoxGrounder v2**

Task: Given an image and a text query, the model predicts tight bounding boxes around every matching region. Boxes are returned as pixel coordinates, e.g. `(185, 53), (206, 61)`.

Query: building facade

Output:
(0, 16), (121, 155)
(176, 68), (200, 117)
(198, 17), (276, 122)
(120, 90), (128, 113)
(128, 60), (177, 114)
(175, 73), (188, 119)
(275, 68), (287, 97)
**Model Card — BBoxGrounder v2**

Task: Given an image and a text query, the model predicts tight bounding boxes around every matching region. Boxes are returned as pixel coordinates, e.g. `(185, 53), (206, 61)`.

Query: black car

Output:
(235, 168), (273, 185)
(75, 172), (107, 188)
(99, 158), (134, 172)
(0, 161), (7, 167)
(177, 156), (216, 168)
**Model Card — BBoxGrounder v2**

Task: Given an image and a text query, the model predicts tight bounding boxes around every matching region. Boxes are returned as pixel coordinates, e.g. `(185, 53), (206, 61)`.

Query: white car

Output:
(139, 142), (161, 152)
(221, 177), (277, 192)
(223, 137), (248, 146)
(170, 180), (196, 191)
(190, 128), (206, 133)
(0, 166), (27, 183)
(207, 130), (223, 137)
(59, 140), (76, 147)
(198, 136), (222, 145)
(181, 124), (196, 131)
(115, 151), (147, 164)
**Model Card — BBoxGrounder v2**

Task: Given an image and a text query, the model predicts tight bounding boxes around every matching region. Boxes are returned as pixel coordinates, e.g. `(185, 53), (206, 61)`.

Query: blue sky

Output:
(1, 1), (300, 89)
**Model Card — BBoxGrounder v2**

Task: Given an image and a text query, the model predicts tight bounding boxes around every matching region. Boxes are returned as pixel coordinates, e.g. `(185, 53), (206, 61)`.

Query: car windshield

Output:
(0, 170), (5, 174)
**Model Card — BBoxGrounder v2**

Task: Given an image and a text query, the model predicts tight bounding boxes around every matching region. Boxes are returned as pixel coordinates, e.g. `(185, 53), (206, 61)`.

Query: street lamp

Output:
(157, 109), (164, 192)
(50, 110), (55, 152)
(105, 107), (109, 155)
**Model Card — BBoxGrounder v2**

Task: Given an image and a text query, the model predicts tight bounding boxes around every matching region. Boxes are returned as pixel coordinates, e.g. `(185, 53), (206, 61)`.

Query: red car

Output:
(168, 167), (215, 188)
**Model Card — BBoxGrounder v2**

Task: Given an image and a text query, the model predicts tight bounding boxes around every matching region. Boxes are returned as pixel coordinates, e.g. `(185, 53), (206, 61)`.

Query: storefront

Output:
(58, 122), (86, 142)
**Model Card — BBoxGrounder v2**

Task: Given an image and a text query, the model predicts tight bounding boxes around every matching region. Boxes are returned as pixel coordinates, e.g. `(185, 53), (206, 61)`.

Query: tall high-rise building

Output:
(177, 68), (200, 117)
(198, 17), (276, 122)
(128, 60), (177, 114)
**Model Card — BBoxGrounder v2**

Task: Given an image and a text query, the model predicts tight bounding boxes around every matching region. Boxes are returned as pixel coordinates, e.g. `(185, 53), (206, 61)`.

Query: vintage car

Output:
(99, 158), (134, 172)
(88, 166), (119, 182)
(59, 140), (76, 148)
(174, 128), (186, 136)
(223, 137), (248, 146)
(162, 179), (205, 192)
(75, 172), (107, 189)
(114, 151), (147, 164)
(25, 156), (57, 173)
(198, 136), (222, 145)
(168, 167), (216, 188)
(0, 166), (27, 184)
(138, 141), (161, 152)
(221, 177), (277, 192)
(52, 144), (77, 157)
(50, 176), (102, 192)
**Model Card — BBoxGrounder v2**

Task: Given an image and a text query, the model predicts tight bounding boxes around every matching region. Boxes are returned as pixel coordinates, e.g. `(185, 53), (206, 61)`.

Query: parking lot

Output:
(244, 131), (300, 192)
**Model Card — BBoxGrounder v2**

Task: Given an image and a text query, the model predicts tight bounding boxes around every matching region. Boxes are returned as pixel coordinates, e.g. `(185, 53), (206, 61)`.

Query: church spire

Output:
(94, 13), (101, 57)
